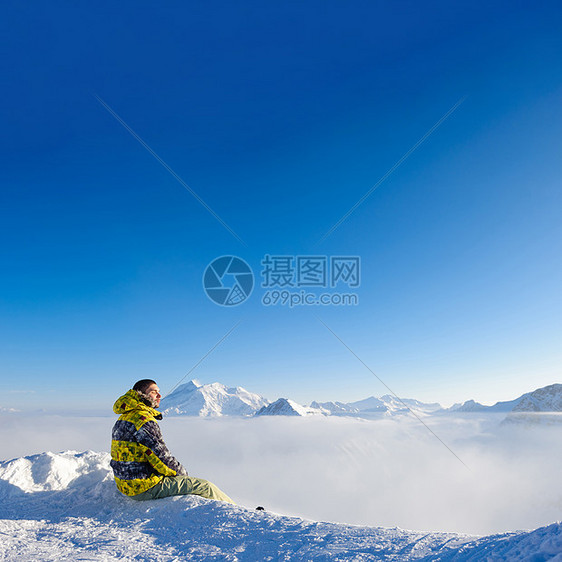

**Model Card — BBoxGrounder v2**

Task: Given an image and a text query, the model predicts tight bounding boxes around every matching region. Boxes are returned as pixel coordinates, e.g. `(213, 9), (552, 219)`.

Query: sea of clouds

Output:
(1, 411), (560, 536)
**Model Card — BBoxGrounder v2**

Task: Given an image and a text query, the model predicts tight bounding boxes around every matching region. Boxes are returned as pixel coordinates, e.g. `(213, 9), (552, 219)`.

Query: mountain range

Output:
(160, 380), (562, 420)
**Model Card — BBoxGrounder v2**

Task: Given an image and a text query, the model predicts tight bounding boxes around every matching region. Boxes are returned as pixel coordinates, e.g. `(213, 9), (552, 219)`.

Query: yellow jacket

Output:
(110, 389), (187, 496)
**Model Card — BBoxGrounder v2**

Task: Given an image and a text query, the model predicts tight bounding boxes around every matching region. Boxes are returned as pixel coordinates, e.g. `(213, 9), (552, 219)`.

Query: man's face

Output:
(145, 383), (162, 408)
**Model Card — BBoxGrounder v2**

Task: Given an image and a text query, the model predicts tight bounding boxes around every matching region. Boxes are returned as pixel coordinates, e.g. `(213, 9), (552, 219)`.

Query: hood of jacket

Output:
(113, 389), (163, 420)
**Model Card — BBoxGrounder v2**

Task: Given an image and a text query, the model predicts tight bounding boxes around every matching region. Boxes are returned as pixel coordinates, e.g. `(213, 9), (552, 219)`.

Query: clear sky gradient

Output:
(1, 1), (562, 410)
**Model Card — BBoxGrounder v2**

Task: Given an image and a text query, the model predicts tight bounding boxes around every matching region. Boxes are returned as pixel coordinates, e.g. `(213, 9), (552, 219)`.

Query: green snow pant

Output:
(129, 475), (235, 504)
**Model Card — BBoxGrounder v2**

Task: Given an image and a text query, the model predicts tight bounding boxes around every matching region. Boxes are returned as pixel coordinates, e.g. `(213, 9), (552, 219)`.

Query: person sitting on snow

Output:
(110, 379), (234, 503)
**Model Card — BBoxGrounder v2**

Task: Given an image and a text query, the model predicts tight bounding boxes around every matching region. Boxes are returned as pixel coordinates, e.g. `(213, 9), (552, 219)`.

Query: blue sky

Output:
(1, 1), (562, 411)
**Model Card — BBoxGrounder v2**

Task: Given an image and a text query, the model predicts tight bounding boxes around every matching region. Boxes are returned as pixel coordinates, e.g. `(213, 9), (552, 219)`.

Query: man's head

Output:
(133, 379), (161, 408)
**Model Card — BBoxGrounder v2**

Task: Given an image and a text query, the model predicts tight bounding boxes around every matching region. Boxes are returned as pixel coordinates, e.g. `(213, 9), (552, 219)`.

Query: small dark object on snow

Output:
(255, 506), (265, 511)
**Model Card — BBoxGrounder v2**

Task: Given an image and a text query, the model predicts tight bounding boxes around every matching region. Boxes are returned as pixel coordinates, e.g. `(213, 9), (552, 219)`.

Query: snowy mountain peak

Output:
(161, 380), (269, 417)
(503, 383), (562, 424)
(346, 395), (443, 416)
(348, 396), (387, 413)
(444, 384), (561, 415)
(511, 383), (562, 412)
(310, 401), (360, 415)
(450, 399), (488, 412)
(379, 394), (443, 414)
(255, 398), (324, 417)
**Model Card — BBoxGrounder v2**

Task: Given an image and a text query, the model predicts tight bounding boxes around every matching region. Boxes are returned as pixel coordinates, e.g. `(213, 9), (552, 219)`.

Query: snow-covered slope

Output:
(160, 380), (269, 417)
(0, 450), (561, 561)
(511, 383), (562, 412)
(255, 398), (324, 416)
(504, 384), (562, 425)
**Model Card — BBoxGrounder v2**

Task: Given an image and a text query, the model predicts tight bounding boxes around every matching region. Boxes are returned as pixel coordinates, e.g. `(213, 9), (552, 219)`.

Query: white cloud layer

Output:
(1, 412), (560, 535)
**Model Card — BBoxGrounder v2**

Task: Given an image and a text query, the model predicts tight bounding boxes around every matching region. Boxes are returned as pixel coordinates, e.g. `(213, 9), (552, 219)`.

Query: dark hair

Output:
(133, 379), (157, 394)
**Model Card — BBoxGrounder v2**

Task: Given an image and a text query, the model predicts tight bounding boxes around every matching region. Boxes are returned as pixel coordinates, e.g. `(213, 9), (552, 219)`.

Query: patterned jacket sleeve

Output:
(136, 420), (188, 476)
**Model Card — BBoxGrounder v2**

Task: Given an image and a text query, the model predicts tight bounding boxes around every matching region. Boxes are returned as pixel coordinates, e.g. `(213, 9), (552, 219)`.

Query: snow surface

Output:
(1, 450), (561, 561)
